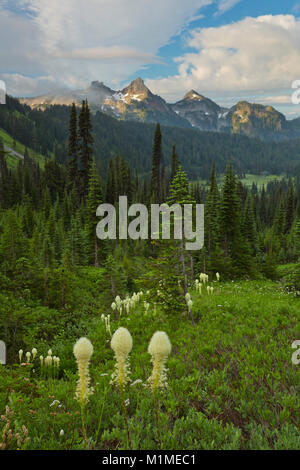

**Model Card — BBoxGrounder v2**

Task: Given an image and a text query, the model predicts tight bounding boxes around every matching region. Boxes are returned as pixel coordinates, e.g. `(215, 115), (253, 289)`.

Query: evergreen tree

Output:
(150, 123), (162, 203)
(285, 183), (294, 233)
(241, 194), (258, 255)
(68, 103), (79, 186)
(106, 158), (117, 204)
(86, 159), (103, 266)
(79, 100), (93, 197)
(218, 161), (241, 257)
(205, 161), (219, 255)
(170, 144), (179, 182)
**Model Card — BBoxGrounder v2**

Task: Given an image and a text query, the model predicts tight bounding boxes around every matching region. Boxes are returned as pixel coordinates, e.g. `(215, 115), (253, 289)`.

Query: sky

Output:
(1, 0), (300, 117)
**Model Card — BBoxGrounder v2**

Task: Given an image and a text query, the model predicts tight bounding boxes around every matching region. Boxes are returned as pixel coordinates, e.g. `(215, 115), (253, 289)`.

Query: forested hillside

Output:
(1, 95), (300, 179)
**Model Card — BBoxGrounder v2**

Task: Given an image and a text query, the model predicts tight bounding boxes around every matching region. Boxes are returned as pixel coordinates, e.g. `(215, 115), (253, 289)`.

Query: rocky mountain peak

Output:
(122, 77), (150, 97)
(183, 90), (205, 101)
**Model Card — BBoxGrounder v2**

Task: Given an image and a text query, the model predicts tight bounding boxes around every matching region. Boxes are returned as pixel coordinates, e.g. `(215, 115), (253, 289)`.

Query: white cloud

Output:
(216, 0), (241, 15)
(54, 46), (159, 62)
(1, 74), (62, 97)
(146, 15), (300, 102)
(258, 95), (293, 105)
(0, 0), (212, 95)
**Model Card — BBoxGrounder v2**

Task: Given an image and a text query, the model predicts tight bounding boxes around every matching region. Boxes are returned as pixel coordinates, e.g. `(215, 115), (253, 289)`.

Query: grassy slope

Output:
(0, 128), (46, 169)
(0, 277), (299, 450)
(239, 173), (290, 189)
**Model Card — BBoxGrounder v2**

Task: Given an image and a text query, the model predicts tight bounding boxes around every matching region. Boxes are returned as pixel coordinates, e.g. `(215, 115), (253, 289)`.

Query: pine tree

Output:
(284, 183), (294, 234)
(86, 159), (102, 266)
(0, 210), (25, 267)
(146, 166), (196, 319)
(273, 198), (285, 237)
(68, 103), (79, 186)
(106, 158), (117, 204)
(170, 144), (179, 182)
(205, 161), (219, 255)
(259, 184), (267, 227)
(241, 194), (258, 255)
(218, 161), (241, 257)
(79, 100), (93, 197)
(150, 123), (162, 203)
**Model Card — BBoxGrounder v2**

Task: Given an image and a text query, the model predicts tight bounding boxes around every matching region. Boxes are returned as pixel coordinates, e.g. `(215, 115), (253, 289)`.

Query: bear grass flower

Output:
(110, 327), (132, 389)
(148, 331), (171, 391)
(73, 337), (94, 448)
(200, 273), (209, 284)
(18, 350), (23, 363)
(73, 337), (94, 406)
(110, 327), (133, 449)
(32, 348), (37, 360)
(45, 355), (52, 367)
(148, 331), (172, 449)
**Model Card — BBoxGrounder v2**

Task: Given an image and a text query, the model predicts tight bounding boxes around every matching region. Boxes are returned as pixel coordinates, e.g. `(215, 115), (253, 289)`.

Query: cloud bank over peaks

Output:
(146, 15), (300, 102)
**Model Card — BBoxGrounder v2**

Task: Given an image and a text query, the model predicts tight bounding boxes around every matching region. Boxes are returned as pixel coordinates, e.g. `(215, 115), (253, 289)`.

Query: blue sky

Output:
(1, 0), (300, 117)
(134, 0), (299, 81)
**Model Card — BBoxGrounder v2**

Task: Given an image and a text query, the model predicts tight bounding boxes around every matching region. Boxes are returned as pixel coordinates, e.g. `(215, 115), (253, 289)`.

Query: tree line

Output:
(0, 101), (299, 312)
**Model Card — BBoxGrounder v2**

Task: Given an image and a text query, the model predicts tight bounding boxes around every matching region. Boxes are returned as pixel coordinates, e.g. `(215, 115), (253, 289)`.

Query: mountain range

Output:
(20, 77), (300, 141)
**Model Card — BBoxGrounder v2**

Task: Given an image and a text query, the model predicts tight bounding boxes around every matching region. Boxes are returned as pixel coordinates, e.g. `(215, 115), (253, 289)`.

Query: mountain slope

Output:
(171, 90), (230, 131)
(0, 127), (46, 169)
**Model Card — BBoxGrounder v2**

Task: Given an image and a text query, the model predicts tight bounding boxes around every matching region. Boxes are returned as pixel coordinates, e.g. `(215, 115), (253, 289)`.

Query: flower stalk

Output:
(148, 331), (172, 449)
(73, 337), (94, 448)
(110, 327), (133, 449)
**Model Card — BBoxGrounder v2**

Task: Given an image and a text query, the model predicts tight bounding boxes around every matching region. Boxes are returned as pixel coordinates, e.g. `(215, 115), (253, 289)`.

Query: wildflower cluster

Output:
(0, 406), (29, 450)
(41, 349), (60, 379)
(101, 313), (111, 336)
(194, 279), (202, 294)
(185, 292), (193, 313)
(19, 347), (38, 364)
(194, 272), (219, 296)
(111, 292), (144, 317)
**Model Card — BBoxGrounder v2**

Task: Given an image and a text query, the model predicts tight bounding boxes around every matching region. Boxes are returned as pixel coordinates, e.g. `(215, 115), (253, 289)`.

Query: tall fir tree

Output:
(79, 100), (93, 198)
(86, 159), (103, 267)
(170, 144), (179, 182)
(68, 103), (79, 188)
(150, 123), (162, 203)
(218, 160), (241, 257)
(205, 161), (219, 256)
(285, 183), (294, 234)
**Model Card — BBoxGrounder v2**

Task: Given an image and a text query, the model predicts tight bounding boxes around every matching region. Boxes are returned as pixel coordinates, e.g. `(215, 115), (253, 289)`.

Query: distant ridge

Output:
(20, 78), (300, 141)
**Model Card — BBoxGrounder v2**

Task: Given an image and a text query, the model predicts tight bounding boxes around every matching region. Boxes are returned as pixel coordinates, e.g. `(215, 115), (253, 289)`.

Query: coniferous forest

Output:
(0, 97), (299, 451)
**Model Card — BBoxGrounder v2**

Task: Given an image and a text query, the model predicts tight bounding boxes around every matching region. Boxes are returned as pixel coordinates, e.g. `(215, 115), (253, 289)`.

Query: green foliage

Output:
(0, 279), (299, 450)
